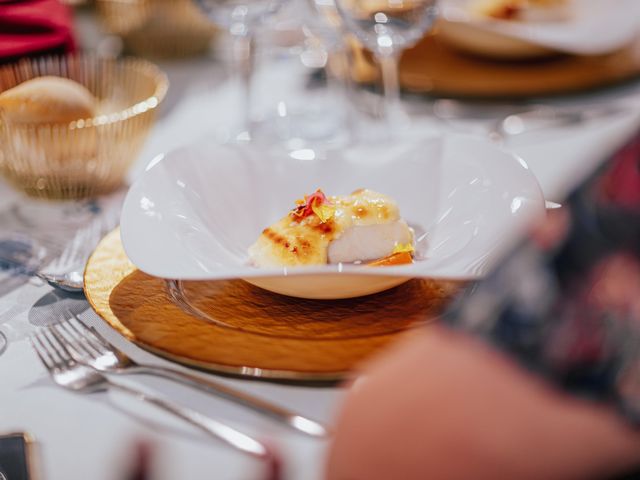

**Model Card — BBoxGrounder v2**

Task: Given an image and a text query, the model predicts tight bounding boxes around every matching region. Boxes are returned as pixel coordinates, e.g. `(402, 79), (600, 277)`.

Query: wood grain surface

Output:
(351, 32), (640, 98)
(84, 229), (463, 381)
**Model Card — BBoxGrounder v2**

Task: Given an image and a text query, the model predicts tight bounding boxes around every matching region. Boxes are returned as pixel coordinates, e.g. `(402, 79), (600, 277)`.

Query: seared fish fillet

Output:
(248, 189), (413, 267)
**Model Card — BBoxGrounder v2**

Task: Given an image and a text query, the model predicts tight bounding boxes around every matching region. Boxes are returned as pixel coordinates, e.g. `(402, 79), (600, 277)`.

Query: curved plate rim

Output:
(121, 134), (545, 285)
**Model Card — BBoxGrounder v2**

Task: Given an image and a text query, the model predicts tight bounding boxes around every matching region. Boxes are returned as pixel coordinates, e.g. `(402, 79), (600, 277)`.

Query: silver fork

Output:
(0, 218), (103, 293)
(36, 216), (104, 293)
(17, 202), (120, 293)
(50, 314), (330, 438)
(30, 328), (274, 461)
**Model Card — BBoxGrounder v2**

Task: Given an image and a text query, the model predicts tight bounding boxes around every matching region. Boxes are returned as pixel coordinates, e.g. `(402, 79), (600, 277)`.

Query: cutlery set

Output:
(30, 315), (329, 461)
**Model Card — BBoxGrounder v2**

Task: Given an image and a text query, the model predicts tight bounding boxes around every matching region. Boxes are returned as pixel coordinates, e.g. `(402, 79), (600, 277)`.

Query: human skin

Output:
(326, 326), (640, 480)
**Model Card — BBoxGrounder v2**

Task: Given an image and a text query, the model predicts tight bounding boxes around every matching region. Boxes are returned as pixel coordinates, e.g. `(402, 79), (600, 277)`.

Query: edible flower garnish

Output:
(311, 203), (335, 223)
(291, 189), (335, 223)
(392, 243), (414, 254)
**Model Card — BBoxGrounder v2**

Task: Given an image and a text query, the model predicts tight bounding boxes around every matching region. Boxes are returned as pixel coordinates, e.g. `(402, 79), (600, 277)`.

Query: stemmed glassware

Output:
(303, 0), (351, 102)
(193, 0), (288, 140)
(305, 0), (345, 50)
(333, 0), (438, 135)
(277, 0), (352, 149)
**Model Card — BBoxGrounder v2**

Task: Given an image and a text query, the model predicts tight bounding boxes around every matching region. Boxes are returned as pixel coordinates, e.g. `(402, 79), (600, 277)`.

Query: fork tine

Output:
(51, 322), (97, 360)
(68, 227), (87, 265)
(30, 333), (55, 370)
(56, 230), (79, 270)
(90, 215), (104, 245)
(70, 313), (114, 352)
(47, 217), (101, 273)
(63, 317), (104, 356)
(40, 328), (74, 368)
(32, 330), (67, 369)
(84, 216), (102, 250)
(46, 237), (70, 272)
(66, 314), (109, 355)
(75, 222), (93, 259)
(71, 219), (102, 269)
(88, 326), (112, 349)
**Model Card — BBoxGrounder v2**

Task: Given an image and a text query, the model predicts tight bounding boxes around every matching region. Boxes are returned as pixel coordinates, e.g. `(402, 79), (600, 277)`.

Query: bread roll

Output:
(0, 76), (97, 124)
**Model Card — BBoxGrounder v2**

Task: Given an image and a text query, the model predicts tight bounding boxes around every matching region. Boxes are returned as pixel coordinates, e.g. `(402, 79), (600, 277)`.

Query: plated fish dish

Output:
(248, 189), (416, 268)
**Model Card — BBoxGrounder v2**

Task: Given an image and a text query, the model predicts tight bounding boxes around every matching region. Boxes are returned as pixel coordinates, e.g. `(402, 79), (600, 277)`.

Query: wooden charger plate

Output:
(350, 31), (640, 98)
(85, 229), (463, 382)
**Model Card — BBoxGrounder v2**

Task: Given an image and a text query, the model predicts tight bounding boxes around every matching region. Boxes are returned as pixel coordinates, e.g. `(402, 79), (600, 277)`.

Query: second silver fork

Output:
(30, 328), (273, 462)
(51, 314), (329, 438)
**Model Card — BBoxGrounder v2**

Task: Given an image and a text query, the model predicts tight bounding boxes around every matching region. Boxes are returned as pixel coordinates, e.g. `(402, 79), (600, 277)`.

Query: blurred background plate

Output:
(350, 32), (640, 98)
(436, 19), (556, 60)
(440, 0), (640, 57)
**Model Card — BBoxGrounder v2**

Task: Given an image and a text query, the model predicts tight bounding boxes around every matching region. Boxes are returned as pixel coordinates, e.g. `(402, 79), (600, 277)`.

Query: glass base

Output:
(250, 109), (351, 151)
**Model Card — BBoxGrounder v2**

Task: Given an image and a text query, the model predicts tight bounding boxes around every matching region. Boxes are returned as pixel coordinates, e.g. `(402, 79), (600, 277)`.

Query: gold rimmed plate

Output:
(84, 229), (462, 381)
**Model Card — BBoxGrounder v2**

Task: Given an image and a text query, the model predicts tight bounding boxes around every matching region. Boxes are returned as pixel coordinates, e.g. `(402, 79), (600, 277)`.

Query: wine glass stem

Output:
(329, 44), (353, 119)
(231, 29), (255, 138)
(377, 51), (403, 129)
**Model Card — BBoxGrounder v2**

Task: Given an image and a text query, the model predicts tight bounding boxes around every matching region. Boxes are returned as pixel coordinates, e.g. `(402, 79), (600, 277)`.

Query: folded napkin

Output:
(0, 0), (75, 63)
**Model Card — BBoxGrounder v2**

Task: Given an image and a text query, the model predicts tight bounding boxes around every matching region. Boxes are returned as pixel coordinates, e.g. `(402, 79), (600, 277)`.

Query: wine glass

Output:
(281, 0), (352, 147)
(193, 0), (288, 140)
(305, 0), (345, 50)
(303, 0), (350, 102)
(240, 0), (351, 151)
(333, 0), (438, 134)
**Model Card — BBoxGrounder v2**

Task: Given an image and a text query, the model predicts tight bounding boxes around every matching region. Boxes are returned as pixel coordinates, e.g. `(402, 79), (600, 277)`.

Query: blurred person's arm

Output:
(327, 126), (640, 479)
(326, 326), (640, 480)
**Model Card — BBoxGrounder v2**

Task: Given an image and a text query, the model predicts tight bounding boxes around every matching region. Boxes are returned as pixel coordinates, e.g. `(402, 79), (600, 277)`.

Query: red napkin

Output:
(0, 0), (75, 62)
(600, 132), (640, 210)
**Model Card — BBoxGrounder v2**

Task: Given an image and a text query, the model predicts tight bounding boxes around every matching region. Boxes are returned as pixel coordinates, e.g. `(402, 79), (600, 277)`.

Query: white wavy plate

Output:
(441, 0), (640, 56)
(121, 135), (544, 299)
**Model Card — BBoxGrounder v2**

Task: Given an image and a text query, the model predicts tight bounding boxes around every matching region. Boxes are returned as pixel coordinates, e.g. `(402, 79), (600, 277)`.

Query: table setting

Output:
(1, 0), (640, 479)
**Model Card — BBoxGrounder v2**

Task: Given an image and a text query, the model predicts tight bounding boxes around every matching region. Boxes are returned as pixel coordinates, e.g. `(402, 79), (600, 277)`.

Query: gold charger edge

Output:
(84, 229), (462, 383)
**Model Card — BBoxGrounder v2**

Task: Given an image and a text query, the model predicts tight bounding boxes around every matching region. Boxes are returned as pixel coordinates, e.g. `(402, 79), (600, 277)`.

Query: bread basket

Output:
(0, 55), (168, 200)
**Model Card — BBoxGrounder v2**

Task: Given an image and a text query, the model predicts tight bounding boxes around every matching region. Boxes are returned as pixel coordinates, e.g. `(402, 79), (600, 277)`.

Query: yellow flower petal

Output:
(392, 243), (414, 254)
(312, 203), (335, 223)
